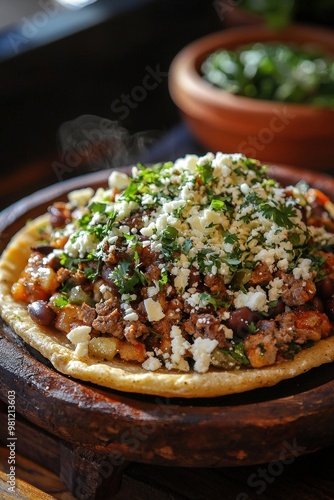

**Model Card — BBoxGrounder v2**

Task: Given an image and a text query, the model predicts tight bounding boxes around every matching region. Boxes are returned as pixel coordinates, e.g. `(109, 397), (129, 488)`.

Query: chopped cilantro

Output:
(284, 341), (302, 360)
(89, 201), (108, 213)
(223, 231), (238, 245)
(260, 202), (297, 229)
(196, 163), (214, 184)
(226, 341), (250, 366)
(221, 256), (241, 268)
(210, 199), (225, 211)
(160, 226), (179, 260)
(54, 294), (69, 308)
(59, 253), (80, 270)
(121, 180), (139, 202)
(196, 248), (214, 273)
(158, 266), (169, 289)
(182, 239), (193, 255)
(199, 292), (225, 310)
(83, 265), (99, 281)
(248, 322), (258, 334)
(77, 213), (92, 230)
(110, 256), (147, 294)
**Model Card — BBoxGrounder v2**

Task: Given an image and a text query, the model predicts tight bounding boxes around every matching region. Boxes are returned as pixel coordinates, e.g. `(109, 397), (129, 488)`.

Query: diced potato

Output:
(118, 341), (146, 363)
(88, 337), (118, 361)
(55, 304), (83, 333)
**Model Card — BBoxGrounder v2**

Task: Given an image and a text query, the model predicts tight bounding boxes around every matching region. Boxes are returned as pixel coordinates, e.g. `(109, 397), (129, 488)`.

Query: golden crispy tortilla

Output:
(1, 215), (334, 398)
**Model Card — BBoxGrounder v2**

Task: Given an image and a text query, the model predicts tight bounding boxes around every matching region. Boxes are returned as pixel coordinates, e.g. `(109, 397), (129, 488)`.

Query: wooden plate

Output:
(1, 164), (334, 468)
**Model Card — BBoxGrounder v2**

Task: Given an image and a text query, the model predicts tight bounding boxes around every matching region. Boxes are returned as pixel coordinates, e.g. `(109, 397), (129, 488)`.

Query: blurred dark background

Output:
(0, 0), (222, 208)
(0, 0), (333, 209)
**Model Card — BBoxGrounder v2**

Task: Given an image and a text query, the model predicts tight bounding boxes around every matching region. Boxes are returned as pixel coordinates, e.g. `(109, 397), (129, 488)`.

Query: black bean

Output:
(226, 307), (262, 338)
(317, 278), (334, 299)
(325, 299), (334, 321)
(311, 296), (324, 312)
(28, 300), (56, 326)
(268, 299), (285, 318)
(48, 206), (67, 228)
(102, 266), (113, 284)
(46, 254), (61, 271)
(101, 266), (118, 291)
(31, 244), (54, 255)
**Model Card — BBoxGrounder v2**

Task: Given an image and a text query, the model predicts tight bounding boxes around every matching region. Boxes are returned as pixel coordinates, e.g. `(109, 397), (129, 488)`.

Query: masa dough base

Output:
(1, 215), (334, 398)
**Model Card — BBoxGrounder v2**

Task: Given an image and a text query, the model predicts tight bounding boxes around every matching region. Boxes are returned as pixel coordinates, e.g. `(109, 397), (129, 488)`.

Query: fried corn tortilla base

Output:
(1, 215), (334, 398)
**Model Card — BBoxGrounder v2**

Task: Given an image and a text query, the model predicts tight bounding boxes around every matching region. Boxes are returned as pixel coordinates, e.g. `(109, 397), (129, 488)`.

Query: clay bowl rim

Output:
(169, 23), (334, 119)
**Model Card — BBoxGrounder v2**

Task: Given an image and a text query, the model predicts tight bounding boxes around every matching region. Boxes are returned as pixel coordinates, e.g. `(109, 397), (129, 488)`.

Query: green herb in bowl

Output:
(201, 42), (334, 107)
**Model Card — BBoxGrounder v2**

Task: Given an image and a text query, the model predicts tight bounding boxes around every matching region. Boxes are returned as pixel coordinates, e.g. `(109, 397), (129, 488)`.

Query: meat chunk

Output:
(92, 299), (124, 338)
(246, 309), (332, 368)
(279, 273), (316, 306)
(164, 298), (183, 323)
(146, 264), (162, 281)
(80, 302), (96, 326)
(57, 267), (72, 284)
(184, 313), (227, 347)
(11, 252), (58, 303)
(319, 251), (334, 279)
(244, 331), (278, 368)
(272, 313), (295, 344)
(248, 262), (273, 286)
(124, 321), (149, 344)
(292, 310), (332, 343)
(204, 274), (226, 299)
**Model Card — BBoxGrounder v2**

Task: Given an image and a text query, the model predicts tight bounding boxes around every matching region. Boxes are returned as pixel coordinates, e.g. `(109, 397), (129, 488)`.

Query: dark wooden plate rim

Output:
(1, 163), (334, 468)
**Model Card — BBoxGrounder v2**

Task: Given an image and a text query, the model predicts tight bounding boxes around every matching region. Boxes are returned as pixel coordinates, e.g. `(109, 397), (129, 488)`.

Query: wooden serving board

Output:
(1, 165), (334, 498)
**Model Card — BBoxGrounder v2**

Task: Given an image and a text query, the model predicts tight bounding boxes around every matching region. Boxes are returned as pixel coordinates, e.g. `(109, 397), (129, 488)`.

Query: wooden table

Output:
(1, 407), (334, 500)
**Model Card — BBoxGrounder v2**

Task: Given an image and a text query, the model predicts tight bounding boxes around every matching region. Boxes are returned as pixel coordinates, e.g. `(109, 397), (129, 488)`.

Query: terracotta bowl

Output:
(168, 24), (334, 171)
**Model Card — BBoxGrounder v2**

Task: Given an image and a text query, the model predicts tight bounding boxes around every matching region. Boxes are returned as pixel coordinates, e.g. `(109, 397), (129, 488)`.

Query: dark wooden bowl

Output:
(1, 164), (334, 469)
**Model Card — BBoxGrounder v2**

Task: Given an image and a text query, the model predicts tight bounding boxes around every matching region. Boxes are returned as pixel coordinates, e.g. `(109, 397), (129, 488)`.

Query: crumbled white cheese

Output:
(108, 171), (130, 190)
(190, 337), (218, 373)
(67, 325), (91, 344)
(293, 258), (312, 280)
(67, 326), (91, 358)
(64, 231), (98, 259)
(147, 285), (159, 298)
(142, 354), (162, 371)
(240, 183), (250, 195)
(184, 292), (201, 309)
(144, 298), (165, 321)
(174, 267), (190, 292)
(74, 342), (89, 357)
(268, 278), (284, 302)
(121, 298), (139, 322)
(123, 311), (139, 322)
(140, 224), (155, 237)
(90, 187), (110, 203)
(174, 153), (199, 171)
(222, 325), (234, 340)
(234, 286), (268, 312)
(165, 325), (190, 371)
(68, 187), (95, 206)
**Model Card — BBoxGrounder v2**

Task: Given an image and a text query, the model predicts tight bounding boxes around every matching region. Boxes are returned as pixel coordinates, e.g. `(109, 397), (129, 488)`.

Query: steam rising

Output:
(56, 114), (162, 175)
